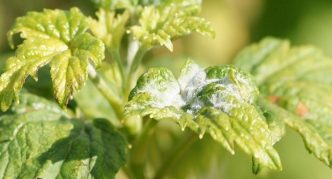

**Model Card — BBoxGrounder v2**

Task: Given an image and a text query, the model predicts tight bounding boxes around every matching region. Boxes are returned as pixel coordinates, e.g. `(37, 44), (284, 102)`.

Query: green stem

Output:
(153, 132), (198, 179)
(108, 47), (126, 90)
(125, 48), (147, 96)
(88, 64), (124, 119)
(128, 48), (147, 76)
(128, 117), (158, 178)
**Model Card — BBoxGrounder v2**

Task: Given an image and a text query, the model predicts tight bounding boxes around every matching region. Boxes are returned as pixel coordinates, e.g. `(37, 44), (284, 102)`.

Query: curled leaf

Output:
(126, 59), (282, 172)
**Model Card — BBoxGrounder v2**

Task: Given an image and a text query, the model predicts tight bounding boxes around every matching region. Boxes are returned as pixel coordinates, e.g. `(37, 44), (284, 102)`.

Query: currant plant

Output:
(0, 0), (332, 178)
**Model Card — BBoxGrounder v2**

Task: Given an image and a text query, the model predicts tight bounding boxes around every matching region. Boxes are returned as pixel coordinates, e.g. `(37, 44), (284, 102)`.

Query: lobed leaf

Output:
(0, 8), (105, 110)
(235, 37), (332, 168)
(126, 59), (282, 172)
(0, 93), (127, 178)
(129, 2), (215, 51)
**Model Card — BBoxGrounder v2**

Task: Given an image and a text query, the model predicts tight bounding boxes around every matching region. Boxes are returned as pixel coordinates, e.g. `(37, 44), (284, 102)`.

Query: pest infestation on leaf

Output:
(0, 0), (332, 178)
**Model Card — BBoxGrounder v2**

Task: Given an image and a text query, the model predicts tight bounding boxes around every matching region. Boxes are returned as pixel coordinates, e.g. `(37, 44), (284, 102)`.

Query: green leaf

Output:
(11, 92), (65, 115)
(235, 37), (332, 168)
(129, 2), (215, 51)
(256, 99), (286, 146)
(0, 8), (105, 110)
(126, 59), (282, 172)
(0, 93), (127, 178)
(89, 9), (129, 49)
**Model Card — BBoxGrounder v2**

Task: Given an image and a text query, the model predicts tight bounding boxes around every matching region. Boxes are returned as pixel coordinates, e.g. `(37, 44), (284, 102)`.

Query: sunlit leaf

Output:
(0, 8), (105, 110)
(126, 59), (282, 172)
(129, 2), (215, 51)
(235, 37), (332, 168)
(89, 9), (129, 49)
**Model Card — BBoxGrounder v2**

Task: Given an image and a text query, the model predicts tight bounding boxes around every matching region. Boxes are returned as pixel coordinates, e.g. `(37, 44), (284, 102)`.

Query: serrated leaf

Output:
(129, 2), (215, 51)
(0, 93), (127, 178)
(235, 37), (332, 168)
(89, 9), (129, 49)
(126, 59), (282, 172)
(0, 8), (105, 110)
(256, 99), (286, 146)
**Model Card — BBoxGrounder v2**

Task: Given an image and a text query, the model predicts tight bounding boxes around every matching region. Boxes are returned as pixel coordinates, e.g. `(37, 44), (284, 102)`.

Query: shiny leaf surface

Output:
(0, 8), (105, 110)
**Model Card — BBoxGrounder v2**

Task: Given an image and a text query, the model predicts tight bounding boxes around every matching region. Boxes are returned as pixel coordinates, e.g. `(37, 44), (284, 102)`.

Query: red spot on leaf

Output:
(296, 102), (309, 117)
(268, 96), (280, 104)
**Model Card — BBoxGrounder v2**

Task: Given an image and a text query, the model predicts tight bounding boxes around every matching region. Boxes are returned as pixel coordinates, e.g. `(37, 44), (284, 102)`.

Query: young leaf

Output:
(89, 9), (129, 49)
(129, 2), (215, 51)
(1, 8), (105, 110)
(235, 37), (332, 168)
(126, 60), (282, 172)
(0, 93), (127, 178)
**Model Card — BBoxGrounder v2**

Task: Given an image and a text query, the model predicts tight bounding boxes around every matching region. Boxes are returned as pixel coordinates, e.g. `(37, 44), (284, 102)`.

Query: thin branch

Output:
(127, 117), (157, 178)
(125, 47), (147, 96)
(107, 47), (126, 90)
(153, 132), (198, 179)
(88, 64), (124, 119)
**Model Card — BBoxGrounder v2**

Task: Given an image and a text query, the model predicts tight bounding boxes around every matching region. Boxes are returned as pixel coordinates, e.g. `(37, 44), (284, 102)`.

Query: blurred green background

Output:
(1, 0), (332, 178)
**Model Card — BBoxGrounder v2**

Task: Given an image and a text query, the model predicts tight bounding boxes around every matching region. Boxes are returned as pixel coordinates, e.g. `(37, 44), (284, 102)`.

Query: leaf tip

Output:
(164, 40), (173, 51)
(7, 30), (16, 49)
